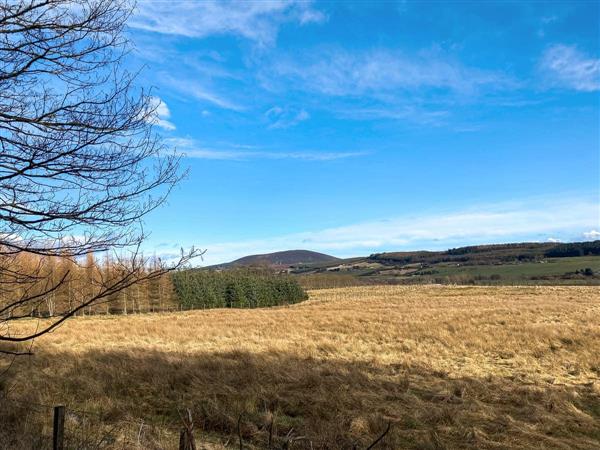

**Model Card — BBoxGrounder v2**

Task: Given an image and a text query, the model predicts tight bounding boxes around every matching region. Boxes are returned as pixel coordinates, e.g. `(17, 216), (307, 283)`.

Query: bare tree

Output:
(0, 0), (198, 354)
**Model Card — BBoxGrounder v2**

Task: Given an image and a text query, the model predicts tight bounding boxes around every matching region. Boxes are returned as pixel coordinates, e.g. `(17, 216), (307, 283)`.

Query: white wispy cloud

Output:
(148, 96), (176, 131)
(537, 15), (559, 38)
(165, 137), (366, 161)
(265, 106), (310, 128)
(335, 106), (450, 125)
(161, 76), (243, 111)
(266, 48), (515, 97)
(583, 230), (600, 239)
(173, 195), (599, 265)
(540, 44), (600, 91)
(257, 47), (517, 125)
(130, 0), (326, 45)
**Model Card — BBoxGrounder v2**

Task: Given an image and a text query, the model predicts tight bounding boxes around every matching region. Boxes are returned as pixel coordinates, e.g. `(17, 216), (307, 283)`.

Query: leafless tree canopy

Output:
(0, 0), (197, 352)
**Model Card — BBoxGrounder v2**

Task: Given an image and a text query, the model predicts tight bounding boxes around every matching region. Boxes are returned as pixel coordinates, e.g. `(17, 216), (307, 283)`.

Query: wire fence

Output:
(0, 397), (183, 450)
(0, 396), (393, 450)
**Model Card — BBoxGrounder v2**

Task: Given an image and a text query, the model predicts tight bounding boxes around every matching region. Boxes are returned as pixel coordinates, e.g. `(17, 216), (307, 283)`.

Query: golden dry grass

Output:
(2, 285), (600, 449)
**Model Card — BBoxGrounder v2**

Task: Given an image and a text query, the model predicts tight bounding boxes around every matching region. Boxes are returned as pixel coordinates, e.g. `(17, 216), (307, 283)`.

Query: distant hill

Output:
(369, 240), (600, 265)
(226, 250), (340, 268)
(290, 240), (600, 288)
(207, 241), (600, 287)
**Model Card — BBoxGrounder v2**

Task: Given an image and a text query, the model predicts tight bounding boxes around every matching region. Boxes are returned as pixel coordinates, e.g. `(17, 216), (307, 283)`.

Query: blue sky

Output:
(127, 1), (599, 264)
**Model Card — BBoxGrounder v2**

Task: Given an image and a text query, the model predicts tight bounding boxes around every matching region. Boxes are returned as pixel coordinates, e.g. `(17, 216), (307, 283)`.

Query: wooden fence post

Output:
(178, 408), (197, 450)
(53, 405), (65, 450)
(179, 427), (197, 450)
(179, 428), (192, 450)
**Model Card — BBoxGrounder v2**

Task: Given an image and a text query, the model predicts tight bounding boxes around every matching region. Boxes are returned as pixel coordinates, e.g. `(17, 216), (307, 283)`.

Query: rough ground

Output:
(2, 285), (599, 449)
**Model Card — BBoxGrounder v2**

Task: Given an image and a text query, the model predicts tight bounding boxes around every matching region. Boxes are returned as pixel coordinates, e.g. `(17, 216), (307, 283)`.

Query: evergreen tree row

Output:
(544, 241), (600, 257)
(171, 269), (308, 309)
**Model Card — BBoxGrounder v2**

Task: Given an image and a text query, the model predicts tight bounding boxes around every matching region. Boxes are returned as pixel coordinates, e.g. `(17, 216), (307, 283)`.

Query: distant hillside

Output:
(226, 250), (340, 268)
(369, 240), (600, 265)
(290, 240), (600, 288)
(208, 241), (600, 287)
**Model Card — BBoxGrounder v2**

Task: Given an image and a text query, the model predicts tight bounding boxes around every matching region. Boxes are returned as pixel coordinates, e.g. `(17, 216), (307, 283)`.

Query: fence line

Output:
(0, 396), (393, 449)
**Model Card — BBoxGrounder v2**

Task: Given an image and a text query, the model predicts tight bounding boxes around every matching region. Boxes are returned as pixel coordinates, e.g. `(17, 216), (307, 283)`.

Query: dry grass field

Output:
(1, 285), (600, 449)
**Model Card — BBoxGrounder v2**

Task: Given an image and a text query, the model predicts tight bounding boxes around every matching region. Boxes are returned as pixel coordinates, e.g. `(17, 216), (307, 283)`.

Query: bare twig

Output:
(365, 422), (392, 450)
(237, 413), (243, 450)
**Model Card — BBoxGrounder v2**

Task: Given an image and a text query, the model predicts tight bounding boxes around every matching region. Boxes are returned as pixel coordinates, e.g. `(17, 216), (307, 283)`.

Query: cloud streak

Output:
(266, 48), (515, 97)
(165, 137), (366, 161)
(173, 195), (599, 265)
(130, 0), (326, 45)
(540, 44), (600, 91)
(162, 76), (243, 111)
(583, 230), (600, 239)
(257, 47), (518, 125)
(265, 106), (310, 129)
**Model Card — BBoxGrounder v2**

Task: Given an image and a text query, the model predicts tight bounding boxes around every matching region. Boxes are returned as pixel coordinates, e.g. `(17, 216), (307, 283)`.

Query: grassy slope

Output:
(409, 256), (600, 283)
(2, 286), (600, 449)
(296, 256), (600, 287)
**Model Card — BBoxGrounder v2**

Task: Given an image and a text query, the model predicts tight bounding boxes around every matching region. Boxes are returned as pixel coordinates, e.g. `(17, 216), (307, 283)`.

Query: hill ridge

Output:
(224, 249), (340, 268)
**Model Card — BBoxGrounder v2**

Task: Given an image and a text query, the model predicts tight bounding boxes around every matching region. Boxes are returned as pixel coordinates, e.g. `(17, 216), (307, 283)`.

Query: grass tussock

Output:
(1, 285), (600, 449)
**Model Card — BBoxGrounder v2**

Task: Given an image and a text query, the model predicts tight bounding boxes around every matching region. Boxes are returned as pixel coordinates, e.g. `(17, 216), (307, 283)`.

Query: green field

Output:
(408, 256), (600, 284)
(217, 242), (600, 288)
(295, 255), (600, 288)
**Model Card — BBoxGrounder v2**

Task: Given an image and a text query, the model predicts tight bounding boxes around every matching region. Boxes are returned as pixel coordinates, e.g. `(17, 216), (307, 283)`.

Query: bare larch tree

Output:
(0, 0), (198, 354)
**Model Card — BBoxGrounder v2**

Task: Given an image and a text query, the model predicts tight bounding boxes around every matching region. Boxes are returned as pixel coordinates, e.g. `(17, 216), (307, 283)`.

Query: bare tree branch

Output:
(0, 0), (199, 352)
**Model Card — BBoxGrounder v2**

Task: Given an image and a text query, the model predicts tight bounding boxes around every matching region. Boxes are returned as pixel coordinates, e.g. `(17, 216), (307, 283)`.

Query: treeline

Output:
(0, 252), (177, 318)
(544, 241), (600, 258)
(370, 241), (600, 266)
(1, 253), (309, 317)
(171, 269), (307, 309)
